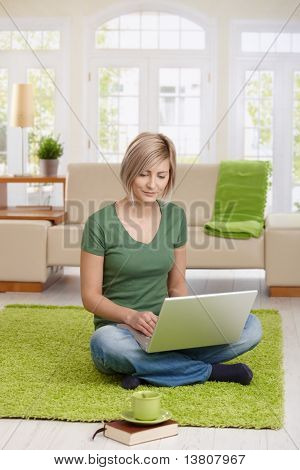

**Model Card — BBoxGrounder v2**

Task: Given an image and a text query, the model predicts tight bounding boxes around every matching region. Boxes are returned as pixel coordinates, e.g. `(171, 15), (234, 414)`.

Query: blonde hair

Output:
(120, 132), (176, 205)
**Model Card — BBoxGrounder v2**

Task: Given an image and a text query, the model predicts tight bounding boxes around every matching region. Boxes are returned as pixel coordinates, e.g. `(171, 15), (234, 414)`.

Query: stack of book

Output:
(103, 419), (178, 446)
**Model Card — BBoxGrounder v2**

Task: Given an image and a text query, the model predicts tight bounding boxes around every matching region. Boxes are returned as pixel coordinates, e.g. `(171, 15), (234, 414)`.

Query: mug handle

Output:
(125, 396), (132, 411)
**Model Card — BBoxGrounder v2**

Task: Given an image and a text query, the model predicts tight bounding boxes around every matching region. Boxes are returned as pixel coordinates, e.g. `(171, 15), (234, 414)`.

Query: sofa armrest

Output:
(265, 212), (300, 295)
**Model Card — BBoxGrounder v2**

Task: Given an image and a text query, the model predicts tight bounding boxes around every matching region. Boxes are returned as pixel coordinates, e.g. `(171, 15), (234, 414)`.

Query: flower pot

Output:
(39, 159), (59, 177)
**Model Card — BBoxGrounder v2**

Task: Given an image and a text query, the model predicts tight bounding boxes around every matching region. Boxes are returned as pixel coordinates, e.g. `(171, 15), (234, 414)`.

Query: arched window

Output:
(95, 12), (205, 50)
(86, 9), (215, 164)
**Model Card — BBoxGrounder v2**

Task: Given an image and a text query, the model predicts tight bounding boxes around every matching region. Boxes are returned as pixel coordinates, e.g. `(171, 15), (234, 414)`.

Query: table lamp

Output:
(10, 83), (34, 176)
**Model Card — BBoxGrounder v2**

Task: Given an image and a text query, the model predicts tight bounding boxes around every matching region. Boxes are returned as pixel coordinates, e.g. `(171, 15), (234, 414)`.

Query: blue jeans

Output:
(90, 313), (262, 387)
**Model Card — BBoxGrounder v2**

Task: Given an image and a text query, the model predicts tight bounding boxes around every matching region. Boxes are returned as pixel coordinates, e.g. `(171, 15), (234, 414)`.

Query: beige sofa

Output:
(0, 163), (300, 295)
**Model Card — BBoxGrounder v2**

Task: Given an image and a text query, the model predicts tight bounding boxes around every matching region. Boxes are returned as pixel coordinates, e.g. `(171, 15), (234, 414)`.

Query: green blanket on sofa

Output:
(204, 160), (271, 239)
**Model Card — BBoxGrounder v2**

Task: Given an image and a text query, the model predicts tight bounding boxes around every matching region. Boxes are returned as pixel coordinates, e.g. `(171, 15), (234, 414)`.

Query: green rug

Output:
(0, 304), (283, 429)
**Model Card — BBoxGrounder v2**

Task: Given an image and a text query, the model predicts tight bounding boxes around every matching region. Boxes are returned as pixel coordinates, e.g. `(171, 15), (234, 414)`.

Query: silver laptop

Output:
(117, 290), (257, 353)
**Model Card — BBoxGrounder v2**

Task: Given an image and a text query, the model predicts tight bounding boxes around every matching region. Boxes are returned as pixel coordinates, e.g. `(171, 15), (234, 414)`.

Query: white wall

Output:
(1, 0), (300, 163)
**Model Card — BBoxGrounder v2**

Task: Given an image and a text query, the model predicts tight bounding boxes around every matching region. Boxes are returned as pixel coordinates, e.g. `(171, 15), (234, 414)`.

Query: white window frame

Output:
(83, 0), (217, 164)
(229, 20), (300, 213)
(0, 16), (70, 205)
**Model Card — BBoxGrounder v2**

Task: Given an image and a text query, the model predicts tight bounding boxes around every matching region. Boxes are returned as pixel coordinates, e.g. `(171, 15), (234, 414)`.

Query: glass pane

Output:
(181, 31), (205, 49)
(294, 101), (300, 130)
(99, 125), (119, 153)
(98, 68), (139, 162)
(292, 150), (300, 185)
(99, 97), (119, 124)
(178, 127), (200, 156)
(159, 97), (177, 125)
(127, 125), (139, 143)
(160, 68), (179, 95)
(244, 128), (259, 157)
(159, 14), (180, 30)
(102, 18), (119, 30)
(96, 30), (119, 48)
(159, 68), (201, 155)
(260, 99), (273, 127)
(260, 71), (273, 98)
(141, 31), (158, 48)
(120, 30), (140, 48)
(260, 33), (277, 52)
(12, 31), (27, 49)
(179, 97), (200, 125)
(43, 31), (60, 49)
(120, 68), (139, 95)
(99, 68), (120, 96)
(180, 69), (201, 95)
(259, 128), (273, 157)
(159, 31), (179, 49)
(120, 14), (140, 30)
(245, 72), (260, 98)
(119, 97), (138, 124)
(141, 12), (159, 30)
(292, 186), (300, 212)
(241, 33), (260, 52)
(244, 71), (273, 160)
(180, 18), (202, 31)
(28, 31), (42, 49)
(245, 100), (259, 127)
(27, 68), (56, 174)
(276, 33), (291, 52)
(295, 72), (300, 90)
(0, 31), (10, 50)
(292, 34), (300, 53)
(0, 69), (8, 174)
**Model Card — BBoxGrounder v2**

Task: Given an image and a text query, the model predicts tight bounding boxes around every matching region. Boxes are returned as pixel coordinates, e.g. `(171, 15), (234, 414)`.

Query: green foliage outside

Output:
(28, 68), (55, 173)
(99, 67), (119, 154)
(245, 71), (273, 155)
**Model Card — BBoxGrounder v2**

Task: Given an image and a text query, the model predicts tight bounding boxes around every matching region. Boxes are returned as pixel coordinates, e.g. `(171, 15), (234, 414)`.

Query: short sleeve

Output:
(173, 209), (187, 248)
(81, 214), (105, 256)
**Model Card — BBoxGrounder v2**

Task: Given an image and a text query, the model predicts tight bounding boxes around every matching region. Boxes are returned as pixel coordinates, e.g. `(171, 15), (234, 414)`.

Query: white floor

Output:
(0, 268), (299, 450)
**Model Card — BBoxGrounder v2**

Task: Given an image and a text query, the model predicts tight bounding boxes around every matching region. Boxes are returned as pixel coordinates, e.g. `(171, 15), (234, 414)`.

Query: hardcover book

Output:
(103, 419), (178, 446)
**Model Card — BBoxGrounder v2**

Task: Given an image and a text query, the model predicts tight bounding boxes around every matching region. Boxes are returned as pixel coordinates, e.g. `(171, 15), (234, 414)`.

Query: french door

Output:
(87, 53), (214, 165)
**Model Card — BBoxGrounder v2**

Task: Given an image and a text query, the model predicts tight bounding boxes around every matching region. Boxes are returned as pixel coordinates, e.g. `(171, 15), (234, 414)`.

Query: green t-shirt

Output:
(81, 200), (187, 330)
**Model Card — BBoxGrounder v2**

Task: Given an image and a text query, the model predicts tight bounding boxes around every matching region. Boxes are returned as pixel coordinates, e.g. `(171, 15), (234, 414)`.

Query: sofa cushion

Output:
(48, 224), (264, 269)
(265, 213), (300, 286)
(187, 227), (264, 269)
(66, 163), (219, 226)
(47, 224), (84, 266)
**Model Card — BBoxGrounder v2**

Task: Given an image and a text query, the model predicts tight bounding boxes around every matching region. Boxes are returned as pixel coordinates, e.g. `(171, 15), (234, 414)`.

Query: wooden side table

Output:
(0, 176), (66, 225)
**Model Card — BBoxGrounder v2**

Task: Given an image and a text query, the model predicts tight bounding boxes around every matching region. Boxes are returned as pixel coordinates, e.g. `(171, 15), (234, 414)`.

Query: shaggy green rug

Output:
(0, 304), (283, 429)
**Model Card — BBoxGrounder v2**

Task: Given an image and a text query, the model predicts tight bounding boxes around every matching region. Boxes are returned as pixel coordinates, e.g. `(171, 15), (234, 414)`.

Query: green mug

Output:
(125, 391), (161, 421)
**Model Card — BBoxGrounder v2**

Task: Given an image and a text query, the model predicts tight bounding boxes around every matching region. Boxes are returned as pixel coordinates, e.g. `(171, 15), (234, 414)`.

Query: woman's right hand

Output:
(126, 310), (158, 337)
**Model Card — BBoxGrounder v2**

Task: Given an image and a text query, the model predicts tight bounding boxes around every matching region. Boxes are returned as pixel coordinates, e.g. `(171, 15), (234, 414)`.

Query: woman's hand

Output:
(126, 310), (158, 337)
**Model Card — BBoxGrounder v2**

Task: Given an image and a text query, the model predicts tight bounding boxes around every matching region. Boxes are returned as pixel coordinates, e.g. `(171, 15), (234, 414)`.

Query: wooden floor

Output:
(0, 268), (299, 450)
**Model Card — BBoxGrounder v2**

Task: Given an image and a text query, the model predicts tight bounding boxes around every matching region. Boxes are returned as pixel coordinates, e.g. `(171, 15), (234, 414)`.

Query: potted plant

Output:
(37, 134), (63, 176)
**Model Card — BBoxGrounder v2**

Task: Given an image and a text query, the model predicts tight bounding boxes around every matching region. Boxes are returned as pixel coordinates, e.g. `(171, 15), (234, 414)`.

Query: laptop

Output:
(117, 290), (257, 353)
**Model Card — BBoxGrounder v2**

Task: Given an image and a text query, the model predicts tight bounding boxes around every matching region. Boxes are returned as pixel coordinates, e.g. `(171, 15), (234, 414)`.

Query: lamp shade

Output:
(10, 83), (34, 128)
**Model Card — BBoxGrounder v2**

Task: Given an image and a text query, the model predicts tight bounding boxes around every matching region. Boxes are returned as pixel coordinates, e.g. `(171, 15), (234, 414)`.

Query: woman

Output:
(80, 132), (262, 389)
